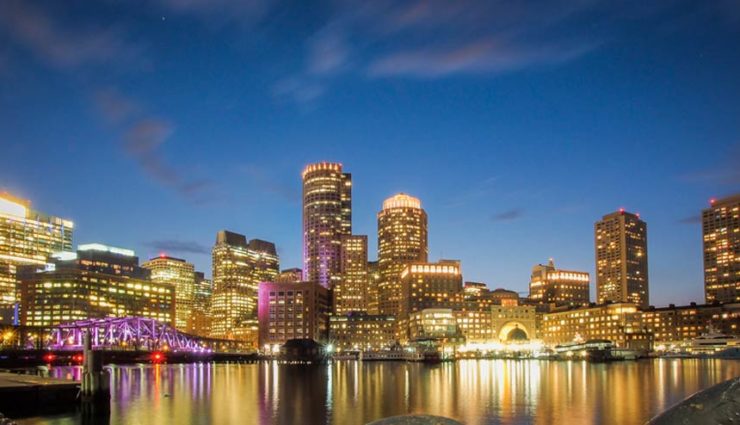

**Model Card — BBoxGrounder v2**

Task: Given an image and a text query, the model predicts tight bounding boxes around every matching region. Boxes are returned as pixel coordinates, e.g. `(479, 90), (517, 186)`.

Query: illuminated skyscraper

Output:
(0, 192), (73, 318)
(210, 230), (279, 342)
(142, 255), (196, 332)
(595, 210), (649, 308)
(377, 193), (428, 317)
(335, 235), (368, 314)
(192, 271), (212, 337)
(529, 259), (590, 307)
(703, 194), (740, 303)
(302, 162), (351, 288)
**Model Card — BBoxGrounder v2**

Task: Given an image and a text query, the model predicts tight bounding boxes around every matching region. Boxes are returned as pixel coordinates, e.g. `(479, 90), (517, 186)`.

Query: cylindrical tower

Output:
(377, 193), (428, 316)
(302, 162), (352, 288)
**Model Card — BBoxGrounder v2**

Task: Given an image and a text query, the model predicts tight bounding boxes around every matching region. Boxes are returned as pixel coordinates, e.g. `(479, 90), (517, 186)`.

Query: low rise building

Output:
(408, 308), (463, 344)
(492, 304), (537, 342)
(257, 281), (329, 351)
(542, 303), (652, 349)
(329, 312), (396, 351)
(642, 302), (740, 344)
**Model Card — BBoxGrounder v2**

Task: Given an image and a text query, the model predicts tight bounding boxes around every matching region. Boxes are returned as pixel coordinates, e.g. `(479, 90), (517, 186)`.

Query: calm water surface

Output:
(17, 359), (740, 425)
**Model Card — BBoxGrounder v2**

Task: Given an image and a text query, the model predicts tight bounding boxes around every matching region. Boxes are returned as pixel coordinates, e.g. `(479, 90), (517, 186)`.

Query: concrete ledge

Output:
(647, 377), (740, 425)
(367, 415), (463, 425)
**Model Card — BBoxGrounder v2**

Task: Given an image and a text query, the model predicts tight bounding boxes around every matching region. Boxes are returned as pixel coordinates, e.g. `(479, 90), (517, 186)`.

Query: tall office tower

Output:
(0, 193), (73, 319)
(367, 261), (381, 315)
(703, 194), (740, 303)
(210, 230), (279, 341)
(302, 162), (352, 288)
(399, 260), (463, 320)
(142, 255), (196, 332)
(377, 193), (428, 317)
(19, 244), (174, 327)
(335, 235), (368, 314)
(595, 210), (649, 308)
(529, 259), (590, 307)
(192, 271), (212, 337)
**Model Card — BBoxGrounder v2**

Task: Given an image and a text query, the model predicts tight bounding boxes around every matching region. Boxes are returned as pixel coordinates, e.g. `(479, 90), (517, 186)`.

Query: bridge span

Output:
(3, 317), (252, 354)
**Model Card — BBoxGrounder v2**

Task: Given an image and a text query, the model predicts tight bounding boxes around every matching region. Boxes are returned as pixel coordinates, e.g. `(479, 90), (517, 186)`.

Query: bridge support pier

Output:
(80, 330), (110, 406)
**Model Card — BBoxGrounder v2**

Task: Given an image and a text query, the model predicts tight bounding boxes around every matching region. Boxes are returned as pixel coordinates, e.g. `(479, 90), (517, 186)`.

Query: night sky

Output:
(1, 0), (738, 306)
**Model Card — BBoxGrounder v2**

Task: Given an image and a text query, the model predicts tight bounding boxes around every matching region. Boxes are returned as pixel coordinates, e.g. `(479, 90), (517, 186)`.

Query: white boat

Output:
(690, 331), (740, 355)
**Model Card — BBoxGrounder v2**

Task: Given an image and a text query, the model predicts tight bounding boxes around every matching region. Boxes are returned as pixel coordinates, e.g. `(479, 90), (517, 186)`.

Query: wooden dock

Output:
(0, 372), (79, 417)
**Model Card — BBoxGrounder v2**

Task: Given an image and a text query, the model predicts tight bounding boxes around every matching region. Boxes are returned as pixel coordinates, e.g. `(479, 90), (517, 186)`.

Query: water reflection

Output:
(17, 359), (740, 425)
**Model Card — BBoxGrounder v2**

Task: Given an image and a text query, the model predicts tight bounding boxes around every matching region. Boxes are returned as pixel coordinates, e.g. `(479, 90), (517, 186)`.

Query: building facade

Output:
(0, 193), (73, 317)
(275, 268), (303, 284)
(257, 281), (329, 351)
(399, 261), (464, 320)
(703, 194), (740, 303)
(302, 162), (352, 288)
(529, 259), (590, 307)
(595, 210), (649, 308)
(329, 312), (397, 351)
(377, 193), (428, 317)
(335, 235), (368, 314)
(542, 303), (651, 349)
(367, 261), (381, 315)
(408, 308), (463, 343)
(642, 302), (740, 344)
(19, 244), (174, 327)
(142, 255), (195, 332)
(491, 304), (537, 342)
(191, 271), (212, 337)
(210, 231), (279, 341)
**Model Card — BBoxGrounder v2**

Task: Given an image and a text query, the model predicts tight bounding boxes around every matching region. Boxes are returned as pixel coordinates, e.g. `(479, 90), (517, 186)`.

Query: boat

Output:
(610, 347), (642, 360)
(690, 330), (740, 355)
(554, 339), (614, 360)
(715, 347), (740, 359)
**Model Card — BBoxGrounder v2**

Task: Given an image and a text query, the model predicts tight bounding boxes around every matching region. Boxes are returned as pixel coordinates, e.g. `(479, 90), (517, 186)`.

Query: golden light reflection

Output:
(36, 360), (740, 425)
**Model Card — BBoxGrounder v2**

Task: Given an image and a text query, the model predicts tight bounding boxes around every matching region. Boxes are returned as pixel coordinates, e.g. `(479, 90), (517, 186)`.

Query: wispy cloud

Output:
(0, 0), (141, 70)
(274, 0), (737, 102)
(272, 76), (325, 105)
(680, 141), (740, 186)
(274, 0), (607, 103)
(144, 239), (210, 255)
(678, 214), (701, 224)
(491, 208), (525, 222)
(92, 87), (217, 203)
(368, 38), (597, 78)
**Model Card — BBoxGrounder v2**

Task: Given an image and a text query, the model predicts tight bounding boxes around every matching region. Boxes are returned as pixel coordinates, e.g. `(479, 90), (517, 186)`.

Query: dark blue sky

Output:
(1, 0), (738, 306)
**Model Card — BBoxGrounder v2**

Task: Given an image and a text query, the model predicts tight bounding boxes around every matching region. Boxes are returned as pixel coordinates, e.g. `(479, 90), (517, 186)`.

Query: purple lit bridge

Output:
(47, 317), (245, 353)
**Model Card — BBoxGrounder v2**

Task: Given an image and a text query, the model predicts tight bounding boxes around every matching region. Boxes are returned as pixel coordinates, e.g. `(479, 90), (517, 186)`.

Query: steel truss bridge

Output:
(41, 317), (246, 353)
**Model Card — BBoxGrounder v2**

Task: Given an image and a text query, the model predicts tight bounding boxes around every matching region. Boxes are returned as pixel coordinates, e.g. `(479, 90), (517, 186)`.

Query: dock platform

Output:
(0, 372), (79, 417)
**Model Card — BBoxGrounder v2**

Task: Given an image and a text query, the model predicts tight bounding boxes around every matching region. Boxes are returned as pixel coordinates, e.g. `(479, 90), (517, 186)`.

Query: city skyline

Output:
(0, 177), (735, 309)
(2, 1), (740, 307)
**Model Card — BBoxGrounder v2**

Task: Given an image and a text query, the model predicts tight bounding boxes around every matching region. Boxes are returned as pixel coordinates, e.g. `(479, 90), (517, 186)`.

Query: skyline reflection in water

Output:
(17, 359), (740, 425)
